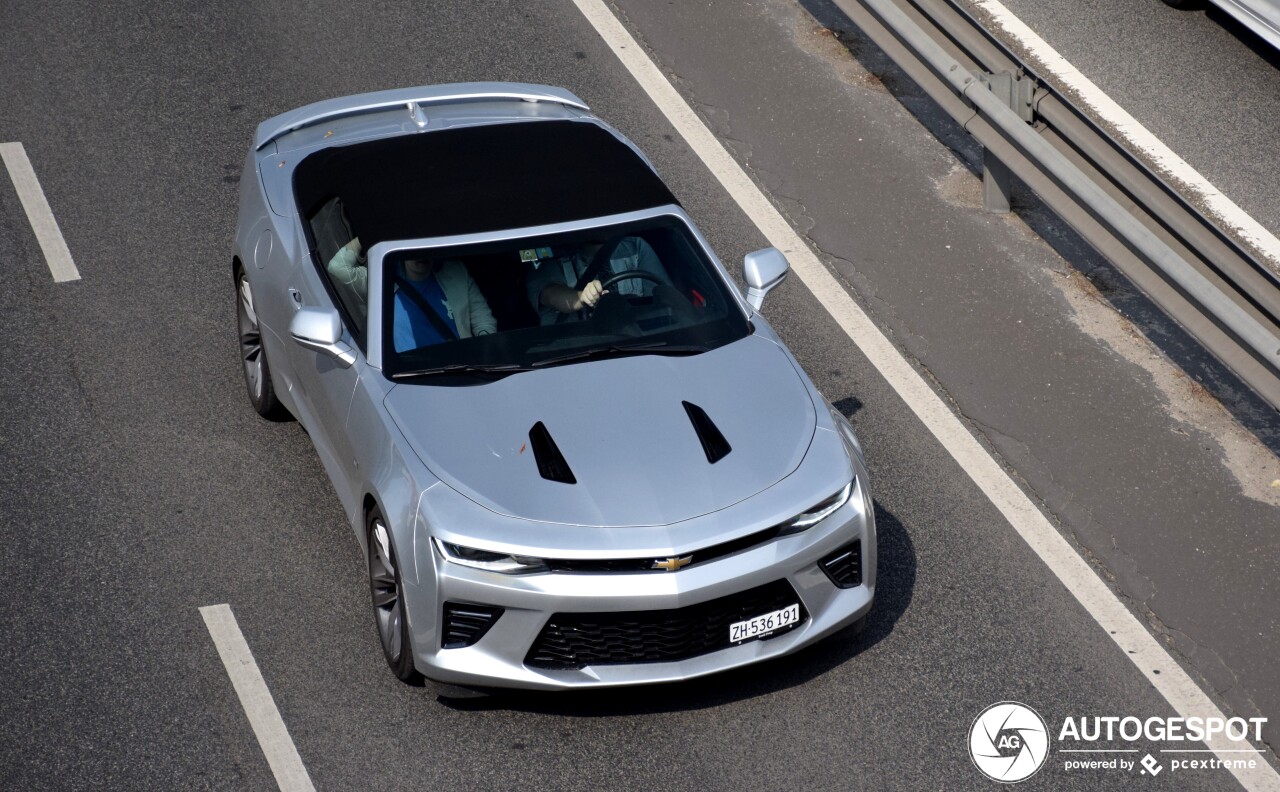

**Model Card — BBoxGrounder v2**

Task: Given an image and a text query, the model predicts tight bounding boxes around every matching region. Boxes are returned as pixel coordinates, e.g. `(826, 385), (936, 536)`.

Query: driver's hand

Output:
(577, 280), (607, 309)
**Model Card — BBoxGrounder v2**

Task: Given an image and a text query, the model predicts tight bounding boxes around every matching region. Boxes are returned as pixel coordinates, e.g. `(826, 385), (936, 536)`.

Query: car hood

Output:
(383, 335), (816, 527)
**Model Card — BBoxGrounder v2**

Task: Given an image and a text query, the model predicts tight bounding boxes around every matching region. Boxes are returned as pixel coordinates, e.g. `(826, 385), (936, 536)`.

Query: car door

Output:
(284, 253), (366, 521)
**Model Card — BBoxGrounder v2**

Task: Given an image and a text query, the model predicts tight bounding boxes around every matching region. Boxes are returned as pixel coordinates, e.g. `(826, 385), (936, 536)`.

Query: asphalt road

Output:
(0, 0), (1275, 790)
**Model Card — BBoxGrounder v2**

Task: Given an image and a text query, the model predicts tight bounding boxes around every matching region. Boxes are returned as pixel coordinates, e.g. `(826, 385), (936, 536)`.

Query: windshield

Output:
(377, 215), (750, 379)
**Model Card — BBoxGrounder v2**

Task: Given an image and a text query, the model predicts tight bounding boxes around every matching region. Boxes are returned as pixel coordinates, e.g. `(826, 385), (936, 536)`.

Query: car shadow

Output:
(832, 395), (863, 418)
(437, 500), (916, 715)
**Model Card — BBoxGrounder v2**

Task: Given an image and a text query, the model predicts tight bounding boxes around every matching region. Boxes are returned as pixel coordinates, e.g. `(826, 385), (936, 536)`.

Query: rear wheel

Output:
(368, 509), (421, 684)
(236, 268), (287, 420)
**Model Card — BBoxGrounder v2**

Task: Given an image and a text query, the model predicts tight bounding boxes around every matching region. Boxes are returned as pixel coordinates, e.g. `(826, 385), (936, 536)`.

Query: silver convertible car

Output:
(232, 83), (876, 691)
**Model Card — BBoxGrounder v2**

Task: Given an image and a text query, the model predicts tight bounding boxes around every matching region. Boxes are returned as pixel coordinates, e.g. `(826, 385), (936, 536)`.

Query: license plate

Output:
(729, 603), (800, 643)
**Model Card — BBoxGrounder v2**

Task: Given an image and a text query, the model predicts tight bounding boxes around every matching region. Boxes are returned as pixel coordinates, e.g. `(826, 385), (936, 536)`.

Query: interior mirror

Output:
(290, 307), (355, 367)
(743, 247), (790, 310)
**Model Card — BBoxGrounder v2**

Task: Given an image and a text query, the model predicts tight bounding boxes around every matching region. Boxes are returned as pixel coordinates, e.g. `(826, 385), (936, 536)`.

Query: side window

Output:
(309, 197), (369, 335)
(311, 196), (351, 264)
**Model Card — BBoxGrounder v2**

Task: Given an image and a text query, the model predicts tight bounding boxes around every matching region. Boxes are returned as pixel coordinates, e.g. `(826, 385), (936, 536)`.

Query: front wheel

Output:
(236, 268), (288, 420)
(368, 509), (421, 684)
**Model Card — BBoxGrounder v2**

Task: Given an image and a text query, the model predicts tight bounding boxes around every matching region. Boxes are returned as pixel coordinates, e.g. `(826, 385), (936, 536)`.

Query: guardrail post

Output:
(982, 144), (1012, 213)
(977, 71), (1034, 213)
(979, 71), (1014, 212)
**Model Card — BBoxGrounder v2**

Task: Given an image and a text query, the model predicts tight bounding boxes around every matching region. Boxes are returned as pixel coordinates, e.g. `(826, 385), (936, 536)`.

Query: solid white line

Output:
(200, 604), (316, 792)
(0, 142), (80, 282)
(970, 0), (1280, 271)
(569, 1), (1280, 789)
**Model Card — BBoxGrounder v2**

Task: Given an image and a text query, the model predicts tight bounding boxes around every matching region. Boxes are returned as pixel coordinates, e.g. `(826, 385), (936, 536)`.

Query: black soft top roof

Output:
(293, 119), (678, 246)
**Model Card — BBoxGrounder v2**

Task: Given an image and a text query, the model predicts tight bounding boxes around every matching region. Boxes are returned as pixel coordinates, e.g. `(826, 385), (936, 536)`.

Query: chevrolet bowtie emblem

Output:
(652, 555), (693, 572)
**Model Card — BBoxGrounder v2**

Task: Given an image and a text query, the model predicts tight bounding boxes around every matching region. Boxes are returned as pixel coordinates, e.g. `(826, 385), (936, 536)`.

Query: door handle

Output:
(288, 288), (303, 310)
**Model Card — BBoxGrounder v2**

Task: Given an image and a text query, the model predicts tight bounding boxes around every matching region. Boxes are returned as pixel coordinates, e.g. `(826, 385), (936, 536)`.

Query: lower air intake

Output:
(441, 602), (504, 649)
(525, 580), (805, 669)
(819, 541), (862, 589)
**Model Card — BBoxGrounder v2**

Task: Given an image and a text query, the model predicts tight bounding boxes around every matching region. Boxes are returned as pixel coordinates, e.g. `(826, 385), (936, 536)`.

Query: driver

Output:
(526, 236), (667, 325)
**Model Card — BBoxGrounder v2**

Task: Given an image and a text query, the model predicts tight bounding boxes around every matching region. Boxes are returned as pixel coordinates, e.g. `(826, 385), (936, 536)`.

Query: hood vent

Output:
(529, 422), (577, 484)
(683, 401), (732, 464)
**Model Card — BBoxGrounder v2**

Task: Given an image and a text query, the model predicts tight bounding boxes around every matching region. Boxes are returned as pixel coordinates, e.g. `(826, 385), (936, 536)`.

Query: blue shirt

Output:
(393, 275), (457, 352)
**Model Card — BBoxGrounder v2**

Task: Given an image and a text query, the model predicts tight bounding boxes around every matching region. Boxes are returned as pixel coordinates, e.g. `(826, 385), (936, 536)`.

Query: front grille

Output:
(819, 541), (862, 589)
(544, 525), (784, 574)
(441, 602), (504, 649)
(525, 580), (806, 669)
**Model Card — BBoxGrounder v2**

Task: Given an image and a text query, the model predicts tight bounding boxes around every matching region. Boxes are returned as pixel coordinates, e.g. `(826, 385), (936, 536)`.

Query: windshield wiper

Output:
(530, 340), (709, 368)
(394, 342), (710, 377)
(391, 362), (532, 380)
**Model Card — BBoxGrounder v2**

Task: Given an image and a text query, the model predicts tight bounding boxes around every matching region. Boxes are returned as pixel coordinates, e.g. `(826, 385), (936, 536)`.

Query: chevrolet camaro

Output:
(232, 83), (876, 691)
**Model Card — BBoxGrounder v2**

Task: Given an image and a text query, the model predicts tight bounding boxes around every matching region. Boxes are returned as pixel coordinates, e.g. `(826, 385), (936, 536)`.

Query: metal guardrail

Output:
(834, 0), (1280, 410)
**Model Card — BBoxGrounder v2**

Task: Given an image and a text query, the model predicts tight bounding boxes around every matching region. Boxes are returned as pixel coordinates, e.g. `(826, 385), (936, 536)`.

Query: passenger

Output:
(326, 236), (371, 309)
(390, 254), (496, 351)
(526, 237), (666, 325)
(327, 238), (496, 350)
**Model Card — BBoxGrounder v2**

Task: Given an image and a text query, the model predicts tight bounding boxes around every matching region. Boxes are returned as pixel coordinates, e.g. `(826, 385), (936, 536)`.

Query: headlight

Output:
(433, 538), (548, 574)
(777, 481), (854, 535)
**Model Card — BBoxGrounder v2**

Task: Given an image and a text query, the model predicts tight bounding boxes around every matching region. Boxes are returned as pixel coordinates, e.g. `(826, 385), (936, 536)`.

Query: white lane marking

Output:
(970, 0), (1280, 272)
(570, 1), (1280, 788)
(0, 142), (80, 282)
(200, 604), (316, 792)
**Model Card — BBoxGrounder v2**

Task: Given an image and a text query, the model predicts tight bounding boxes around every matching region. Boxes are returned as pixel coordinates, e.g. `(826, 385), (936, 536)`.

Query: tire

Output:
(367, 509), (422, 684)
(235, 267), (289, 420)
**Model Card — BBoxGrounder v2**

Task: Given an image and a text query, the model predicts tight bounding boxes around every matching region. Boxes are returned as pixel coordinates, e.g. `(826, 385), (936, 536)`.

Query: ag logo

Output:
(968, 702), (1050, 783)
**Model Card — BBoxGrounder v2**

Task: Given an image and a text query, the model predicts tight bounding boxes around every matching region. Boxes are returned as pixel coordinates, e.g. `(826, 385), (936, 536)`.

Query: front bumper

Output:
(399, 486), (876, 691)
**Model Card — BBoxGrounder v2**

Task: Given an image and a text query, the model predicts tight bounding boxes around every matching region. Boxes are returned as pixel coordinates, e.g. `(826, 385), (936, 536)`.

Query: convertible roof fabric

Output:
(293, 120), (678, 246)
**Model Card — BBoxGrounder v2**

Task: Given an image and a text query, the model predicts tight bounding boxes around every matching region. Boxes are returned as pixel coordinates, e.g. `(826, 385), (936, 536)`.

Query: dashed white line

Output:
(570, 1), (1280, 788)
(200, 604), (316, 792)
(0, 142), (80, 282)
(970, 0), (1280, 273)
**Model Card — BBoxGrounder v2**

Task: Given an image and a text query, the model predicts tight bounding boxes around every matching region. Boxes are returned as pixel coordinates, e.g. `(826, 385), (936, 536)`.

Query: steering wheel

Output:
(574, 234), (630, 291)
(599, 269), (665, 292)
(555, 269), (666, 326)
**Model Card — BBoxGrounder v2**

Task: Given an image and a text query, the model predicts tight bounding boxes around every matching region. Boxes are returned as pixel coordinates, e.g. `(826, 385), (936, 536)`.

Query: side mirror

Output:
(290, 307), (356, 368)
(743, 247), (789, 310)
